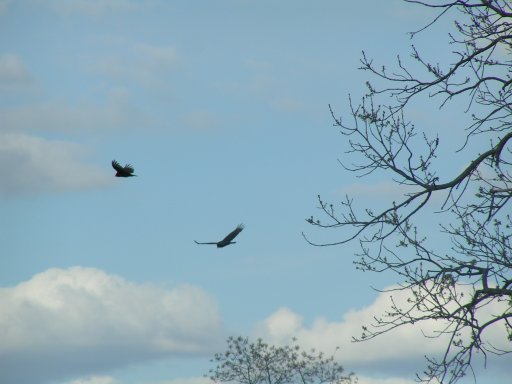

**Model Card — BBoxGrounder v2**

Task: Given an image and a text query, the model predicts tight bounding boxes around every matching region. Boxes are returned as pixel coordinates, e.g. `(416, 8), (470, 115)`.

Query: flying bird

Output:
(112, 160), (137, 177)
(194, 224), (245, 248)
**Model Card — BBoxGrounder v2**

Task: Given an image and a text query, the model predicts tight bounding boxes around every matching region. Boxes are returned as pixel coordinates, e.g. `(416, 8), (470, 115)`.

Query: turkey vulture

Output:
(112, 160), (137, 177)
(194, 224), (244, 248)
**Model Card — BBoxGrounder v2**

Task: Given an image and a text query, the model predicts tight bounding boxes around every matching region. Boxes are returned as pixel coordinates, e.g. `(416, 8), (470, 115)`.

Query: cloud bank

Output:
(256, 285), (510, 379)
(0, 267), (223, 384)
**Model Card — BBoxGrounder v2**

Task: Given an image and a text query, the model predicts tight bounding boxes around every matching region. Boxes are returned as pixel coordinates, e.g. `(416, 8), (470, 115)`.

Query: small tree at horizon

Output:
(207, 336), (355, 384)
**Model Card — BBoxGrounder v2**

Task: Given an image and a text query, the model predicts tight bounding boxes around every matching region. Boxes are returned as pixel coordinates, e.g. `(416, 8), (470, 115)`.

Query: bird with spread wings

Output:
(112, 160), (137, 177)
(194, 224), (244, 248)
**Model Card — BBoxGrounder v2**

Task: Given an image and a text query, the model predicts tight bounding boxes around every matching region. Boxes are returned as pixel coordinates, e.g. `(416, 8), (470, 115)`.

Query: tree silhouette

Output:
(305, 1), (512, 383)
(207, 336), (355, 384)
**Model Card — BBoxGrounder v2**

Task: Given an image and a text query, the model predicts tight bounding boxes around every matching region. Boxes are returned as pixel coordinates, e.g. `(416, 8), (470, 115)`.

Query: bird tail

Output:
(194, 240), (217, 245)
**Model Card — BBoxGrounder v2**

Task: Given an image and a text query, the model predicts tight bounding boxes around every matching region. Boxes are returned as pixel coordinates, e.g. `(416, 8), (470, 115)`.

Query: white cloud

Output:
(257, 303), (444, 376)
(0, 267), (223, 384)
(259, 307), (302, 341)
(0, 133), (112, 197)
(65, 376), (212, 384)
(150, 377), (212, 384)
(256, 285), (510, 378)
(0, 53), (37, 93)
(66, 376), (118, 384)
(356, 376), (415, 384)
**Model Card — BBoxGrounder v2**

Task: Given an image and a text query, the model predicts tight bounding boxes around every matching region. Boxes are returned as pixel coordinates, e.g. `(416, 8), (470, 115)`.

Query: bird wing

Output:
(112, 160), (124, 172)
(194, 240), (218, 245)
(123, 164), (135, 174)
(220, 223), (244, 243)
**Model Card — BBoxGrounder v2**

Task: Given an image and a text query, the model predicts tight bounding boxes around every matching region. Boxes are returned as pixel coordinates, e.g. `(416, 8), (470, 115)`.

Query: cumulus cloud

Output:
(356, 376), (415, 384)
(0, 267), (223, 384)
(150, 377), (212, 384)
(257, 305), (443, 376)
(256, 285), (510, 378)
(65, 375), (212, 384)
(66, 376), (118, 384)
(0, 133), (113, 197)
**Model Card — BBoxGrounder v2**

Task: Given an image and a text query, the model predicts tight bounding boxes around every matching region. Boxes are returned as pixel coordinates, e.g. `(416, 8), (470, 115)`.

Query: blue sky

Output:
(1, 1), (510, 384)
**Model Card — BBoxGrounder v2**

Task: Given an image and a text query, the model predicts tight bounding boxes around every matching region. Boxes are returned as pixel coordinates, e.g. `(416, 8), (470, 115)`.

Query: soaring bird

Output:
(112, 160), (137, 177)
(194, 224), (244, 248)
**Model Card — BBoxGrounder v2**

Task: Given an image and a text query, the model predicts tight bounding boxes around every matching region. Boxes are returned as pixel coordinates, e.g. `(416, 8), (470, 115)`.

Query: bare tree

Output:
(305, 1), (512, 383)
(207, 336), (355, 384)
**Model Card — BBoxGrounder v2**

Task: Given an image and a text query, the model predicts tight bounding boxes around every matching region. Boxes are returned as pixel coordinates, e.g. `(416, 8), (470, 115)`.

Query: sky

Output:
(0, 1), (510, 384)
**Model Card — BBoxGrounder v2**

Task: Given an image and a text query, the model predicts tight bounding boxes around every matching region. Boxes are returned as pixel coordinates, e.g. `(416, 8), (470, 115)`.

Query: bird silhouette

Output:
(112, 160), (137, 177)
(194, 224), (244, 248)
